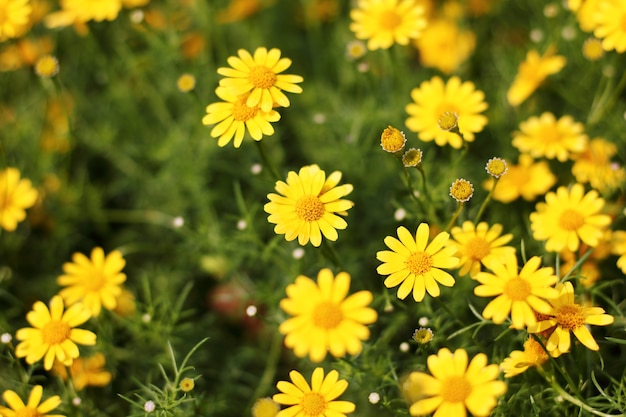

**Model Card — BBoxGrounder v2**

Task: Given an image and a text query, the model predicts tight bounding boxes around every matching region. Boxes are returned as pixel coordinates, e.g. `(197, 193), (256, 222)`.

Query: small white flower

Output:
(245, 305), (258, 317)
(237, 219), (247, 230)
(292, 248), (305, 260)
(0, 333), (12, 344)
(250, 163), (263, 175)
(399, 342), (410, 352)
(368, 392), (381, 404)
(418, 316), (429, 326)
(144, 400), (156, 413)
(394, 208), (406, 221)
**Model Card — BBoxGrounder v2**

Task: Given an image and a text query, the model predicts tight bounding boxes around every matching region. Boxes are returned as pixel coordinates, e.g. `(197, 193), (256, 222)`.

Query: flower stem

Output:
(544, 373), (623, 417)
(474, 177), (499, 223)
(255, 140), (281, 181)
(446, 203), (464, 232)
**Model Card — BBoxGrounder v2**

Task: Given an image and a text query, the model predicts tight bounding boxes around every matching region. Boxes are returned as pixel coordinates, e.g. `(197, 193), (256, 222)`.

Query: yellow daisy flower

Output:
(530, 281), (614, 354)
(252, 397), (279, 417)
(474, 256), (560, 329)
(500, 337), (549, 378)
(0, 0), (31, 40)
(278, 268), (377, 363)
(0, 167), (39, 232)
(376, 223), (460, 302)
(264, 165), (354, 247)
(405, 76), (488, 149)
(202, 86), (281, 148)
(530, 183), (611, 252)
(593, 0), (626, 52)
(611, 230), (626, 274)
(51, 352), (112, 391)
(273, 367), (355, 417)
(448, 221), (516, 278)
(57, 247), (127, 317)
(573, 0), (602, 32)
(506, 48), (566, 106)
(0, 385), (63, 417)
(349, 0), (427, 51)
(483, 154), (556, 203)
(414, 18), (476, 74)
(512, 112), (588, 162)
(15, 295), (96, 370)
(217, 47), (303, 112)
(58, 0), (122, 22)
(572, 137), (625, 193)
(407, 347), (507, 417)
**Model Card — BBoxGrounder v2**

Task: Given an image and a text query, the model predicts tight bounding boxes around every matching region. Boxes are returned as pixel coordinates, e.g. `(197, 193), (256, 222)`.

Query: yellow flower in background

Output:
(530, 281), (614, 354)
(593, 0), (626, 52)
(57, 247), (127, 317)
(405, 76), (488, 149)
(216, 0), (263, 24)
(512, 112), (588, 162)
(264, 165), (354, 247)
(34, 54), (59, 78)
(574, 0), (602, 32)
(530, 183), (611, 252)
(407, 348), (507, 417)
(572, 137), (625, 193)
(58, 0), (122, 23)
(0, 0), (31, 40)
(0, 167), (39, 231)
(51, 352), (112, 390)
(449, 221), (515, 278)
(582, 37), (605, 60)
(217, 47), (303, 112)
(349, 0), (427, 50)
(278, 268), (377, 362)
(176, 73), (196, 92)
(15, 295), (96, 370)
(500, 337), (549, 378)
(377, 224), (459, 302)
(414, 19), (476, 74)
(483, 154), (556, 203)
(474, 256), (559, 329)
(252, 397), (279, 417)
(202, 86), (281, 148)
(507, 48), (566, 106)
(273, 368), (355, 417)
(611, 230), (626, 274)
(0, 385), (63, 417)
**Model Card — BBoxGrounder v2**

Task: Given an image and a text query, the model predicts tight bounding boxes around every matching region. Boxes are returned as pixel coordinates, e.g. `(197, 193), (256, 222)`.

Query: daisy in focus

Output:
(264, 165), (354, 247)
(406, 347), (507, 417)
(0, 0), (32, 40)
(273, 367), (355, 417)
(448, 221), (516, 278)
(51, 352), (112, 390)
(530, 183), (611, 252)
(0, 385), (63, 417)
(217, 47), (303, 112)
(506, 47), (566, 106)
(474, 256), (559, 329)
(376, 223), (460, 302)
(500, 336), (549, 378)
(349, 0), (427, 50)
(0, 167), (39, 231)
(530, 281), (614, 354)
(512, 112), (588, 162)
(202, 86), (281, 148)
(278, 268), (377, 363)
(405, 76), (488, 149)
(593, 0), (626, 52)
(15, 295), (96, 370)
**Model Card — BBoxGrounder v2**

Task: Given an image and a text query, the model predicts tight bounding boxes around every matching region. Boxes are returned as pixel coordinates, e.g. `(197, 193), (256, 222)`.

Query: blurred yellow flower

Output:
(176, 73), (196, 92)
(406, 348), (507, 417)
(278, 268), (377, 362)
(593, 0), (626, 52)
(414, 19), (476, 74)
(449, 221), (515, 278)
(34, 54), (58, 77)
(57, 247), (127, 317)
(349, 0), (427, 50)
(0, 0), (31, 41)
(216, 0), (262, 24)
(273, 368), (355, 417)
(15, 295), (96, 370)
(512, 112), (588, 162)
(530, 183), (611, 253)
(264, 164), (354, 247)
(507, 48), (566, 106)
(57, 0), (122, 23)
(574, 0), (602, 32)
(179, 377), (195, 392)
(0, 385), (63, 417)
(406, 76), (488, 149)
(611, 230), (626, 274)
(572, 137), (625, 193)
(217, 47), (303, 112)
(483, 154), (556, 203)
(500, 337), (549, 378)
(202, 86), (281, 148)
(251, 397), (279, 417)
(582, 37), (605, 60)
(51, 352), (112, 390)
(377, 223), (459, 302)
(530, 281), (614, 354)
(0, 167), (38, 231)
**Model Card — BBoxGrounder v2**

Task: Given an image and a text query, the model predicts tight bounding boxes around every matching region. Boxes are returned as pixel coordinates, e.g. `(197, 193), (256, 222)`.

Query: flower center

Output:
(42, 320), (71, 345)
(437, 111), (459, 131)
(440, 376), (471, 403)
(380, 125), (406, 153)
(558, 209), (584, 231)
(465, 237), (490, 260)
(295, 196), (325, 222)
(541, 124), (562, 142)
(85, 271), (106, 291)
(449, 179), (474, 202)
(406, 252), (432, 276)
(15, 407), (40, 417)
(248, 65), (277, 89)
(555, 303), (585, 330)
(232, 99), (259, 122)
(312, 301), (343, 329)
(503, 277), (531, 301)
(301, 392), (326, 416)
(379, 10), (402, 30)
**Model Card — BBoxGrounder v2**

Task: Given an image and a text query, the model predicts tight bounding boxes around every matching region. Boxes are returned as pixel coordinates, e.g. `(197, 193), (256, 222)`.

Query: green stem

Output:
(320, 239), (342, 269)
(249, 329), (283, 405)
(445, 203), (464, 232)
(545, 374), (622, 417)
(588, 65), (626, 127)
(255, 140), (281, 181)
(474, 177), (499, 223)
